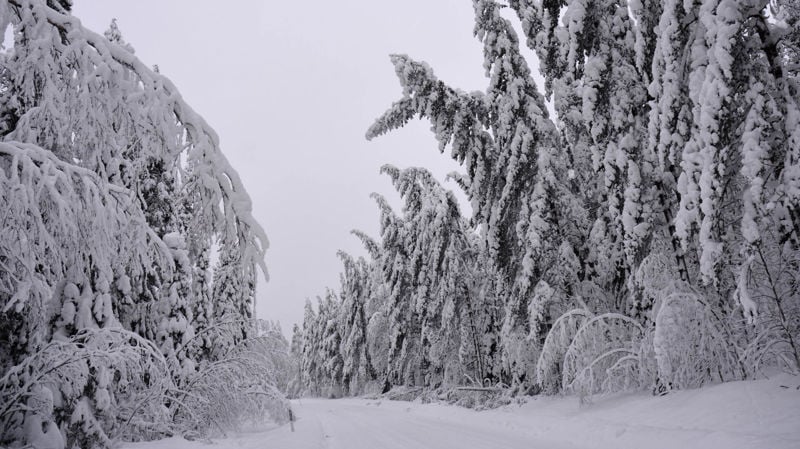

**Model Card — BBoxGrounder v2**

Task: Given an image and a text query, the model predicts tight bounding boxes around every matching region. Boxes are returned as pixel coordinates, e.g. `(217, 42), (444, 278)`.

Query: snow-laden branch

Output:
(5, 0), (268, 279)
(0, 140), (165, 315)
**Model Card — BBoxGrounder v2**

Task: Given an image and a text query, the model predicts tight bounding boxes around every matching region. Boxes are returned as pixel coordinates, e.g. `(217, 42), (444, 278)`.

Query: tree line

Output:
(294, 0), (800, 400)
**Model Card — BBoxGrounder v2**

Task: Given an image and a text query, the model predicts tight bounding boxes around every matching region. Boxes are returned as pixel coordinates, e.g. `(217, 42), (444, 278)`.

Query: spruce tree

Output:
(0, 1), (277, 445)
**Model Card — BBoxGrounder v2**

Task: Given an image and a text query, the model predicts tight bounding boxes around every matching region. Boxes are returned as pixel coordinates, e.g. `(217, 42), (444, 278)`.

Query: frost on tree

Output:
(0, 1), (280, 447)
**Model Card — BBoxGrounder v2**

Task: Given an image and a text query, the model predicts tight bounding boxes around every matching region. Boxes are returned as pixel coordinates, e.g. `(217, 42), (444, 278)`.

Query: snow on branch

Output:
(366, 54), (491, 165)
(536, 308), (591, 394)
(5, 0), (267, 278)
(0, 328), (172, 446)
(350, 229), (381, 260)
(654, 289), (745, 390)
(561, 313), (646, 397)
(0, 140), (163, 318)
(171, 325), (291, 436)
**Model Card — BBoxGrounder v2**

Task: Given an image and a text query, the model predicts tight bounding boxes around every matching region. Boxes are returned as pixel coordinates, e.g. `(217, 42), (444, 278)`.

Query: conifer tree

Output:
(0, 2), (278, 445)
(368, 0), (583, 386)
(337, 252), (377, 393)
(319, 291), (344, 395)
(361, 0), (800, 397)
(300, 300), (322, 395)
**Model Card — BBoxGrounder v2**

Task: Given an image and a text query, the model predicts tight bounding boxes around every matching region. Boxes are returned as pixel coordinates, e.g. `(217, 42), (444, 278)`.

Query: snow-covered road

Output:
(128, 374), (800, 449)
(130, 397), (574, 449)
(276, 398), (574, 449)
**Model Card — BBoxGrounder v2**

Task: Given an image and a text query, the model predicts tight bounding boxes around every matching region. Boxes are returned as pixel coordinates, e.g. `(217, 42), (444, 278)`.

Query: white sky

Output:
(74, 1), (498, 335)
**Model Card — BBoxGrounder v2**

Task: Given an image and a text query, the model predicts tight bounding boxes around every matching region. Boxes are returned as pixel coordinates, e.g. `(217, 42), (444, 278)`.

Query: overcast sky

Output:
(74, 1), (498, 335)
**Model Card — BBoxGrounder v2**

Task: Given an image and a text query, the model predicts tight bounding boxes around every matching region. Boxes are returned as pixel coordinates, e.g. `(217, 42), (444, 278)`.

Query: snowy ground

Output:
(127, 373), (800, 449)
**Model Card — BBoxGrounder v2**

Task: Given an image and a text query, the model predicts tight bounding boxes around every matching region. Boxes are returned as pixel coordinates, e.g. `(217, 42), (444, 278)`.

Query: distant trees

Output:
(0, 1), (283, 447)
(298, 0), (800, 400)
(337, 251), (376, 393)
(297, 165), (492, 393)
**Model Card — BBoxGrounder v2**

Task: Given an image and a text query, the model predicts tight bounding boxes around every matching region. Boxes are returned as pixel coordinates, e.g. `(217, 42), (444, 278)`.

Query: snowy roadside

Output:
(125, 374), (800, 449)
(408, 373), (800, 449)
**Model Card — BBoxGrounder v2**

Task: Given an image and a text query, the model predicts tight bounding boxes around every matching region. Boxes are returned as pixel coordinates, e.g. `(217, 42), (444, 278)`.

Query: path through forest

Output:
(128, 374), (800, 449)
(272, 398), (574, 449)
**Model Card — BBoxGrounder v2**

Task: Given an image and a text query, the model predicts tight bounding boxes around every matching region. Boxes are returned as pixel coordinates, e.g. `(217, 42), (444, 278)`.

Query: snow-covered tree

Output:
(366, 3), (569, 301)
(319, 291), (344, 396)
(336, 252), (377, 393)
(300, 163), (503, 393)
(368, 0), (586, 387)
(364, 0), (800, 400)
(170, 320), (290, 437)
(381, 165), (475, 387)
(286, 323), (304, 398)
(0, 1), (275, 445)
(300, 300), (322, 395)
(0, 142), (173, 447)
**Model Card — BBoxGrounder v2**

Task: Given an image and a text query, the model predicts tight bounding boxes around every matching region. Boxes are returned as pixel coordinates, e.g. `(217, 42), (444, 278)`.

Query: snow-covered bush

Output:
(633, 250), (681, 319)
(537, 285), (743, 399)
(499, 327), (538, 388)
(741, 244), (800, 374)
(0, 328), (171, 449)
(561, 313), (646, 398)
(170, 320), (290, 437)
(536, 309), (591, 394)
(653, 287), (744, 390)
(366, 310), (391, 382)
